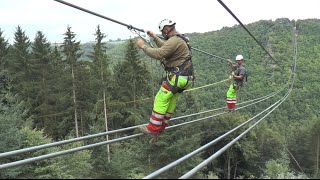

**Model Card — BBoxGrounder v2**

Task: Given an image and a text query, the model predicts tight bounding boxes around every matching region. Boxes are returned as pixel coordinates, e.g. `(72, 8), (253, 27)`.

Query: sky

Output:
(0, 0), (319, 44)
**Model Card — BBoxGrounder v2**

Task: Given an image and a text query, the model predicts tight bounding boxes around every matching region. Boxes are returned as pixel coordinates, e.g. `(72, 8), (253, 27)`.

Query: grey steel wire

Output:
(0, 91), (279, 170)
(0, 89), (281, 159)
(180, 89), (292, 179)
(179, 25), (298, 179)
(0, 134), (142, 170)
(144, 90), (282, 179)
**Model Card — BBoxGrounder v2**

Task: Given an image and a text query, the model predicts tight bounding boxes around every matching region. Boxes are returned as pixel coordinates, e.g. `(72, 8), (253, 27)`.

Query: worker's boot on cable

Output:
(138, 125), (153, 135)
(138, 126), (159, 144)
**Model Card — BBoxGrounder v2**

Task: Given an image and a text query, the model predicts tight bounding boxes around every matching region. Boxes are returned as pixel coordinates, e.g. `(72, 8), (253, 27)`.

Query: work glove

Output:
(229, 71), (235, 80)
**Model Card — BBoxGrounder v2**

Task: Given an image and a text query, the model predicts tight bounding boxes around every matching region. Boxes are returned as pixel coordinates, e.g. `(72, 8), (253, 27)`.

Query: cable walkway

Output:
(152, 3), (299, 177)
(0, 88), (284, 170)
(0, 1), (299, 178)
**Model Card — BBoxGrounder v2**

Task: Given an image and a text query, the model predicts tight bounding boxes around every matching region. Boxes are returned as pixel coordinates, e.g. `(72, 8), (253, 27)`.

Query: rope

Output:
(185, 79), (229, 92)
(33, 78), (230, 119)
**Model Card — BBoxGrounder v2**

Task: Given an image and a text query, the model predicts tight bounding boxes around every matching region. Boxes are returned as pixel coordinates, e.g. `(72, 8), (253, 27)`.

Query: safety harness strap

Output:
(161, 34), (194, 94)
(164, 60), (193, 94)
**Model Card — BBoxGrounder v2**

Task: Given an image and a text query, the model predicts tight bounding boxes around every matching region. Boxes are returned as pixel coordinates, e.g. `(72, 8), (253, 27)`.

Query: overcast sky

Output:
(0, 0), (319, 44)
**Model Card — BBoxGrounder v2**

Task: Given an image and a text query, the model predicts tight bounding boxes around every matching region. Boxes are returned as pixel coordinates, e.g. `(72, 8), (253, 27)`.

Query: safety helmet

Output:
(159, 19), (176, 31)
(236, 55), (244, 61)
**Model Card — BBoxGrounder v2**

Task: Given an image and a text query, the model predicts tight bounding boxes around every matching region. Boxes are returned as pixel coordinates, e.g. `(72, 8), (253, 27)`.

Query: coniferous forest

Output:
(0, 18), (319, 179)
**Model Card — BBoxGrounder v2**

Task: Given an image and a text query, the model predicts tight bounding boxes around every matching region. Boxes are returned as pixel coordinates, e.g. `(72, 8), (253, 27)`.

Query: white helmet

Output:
(159, 19), (176, 31)
(236, 55), (244, 61)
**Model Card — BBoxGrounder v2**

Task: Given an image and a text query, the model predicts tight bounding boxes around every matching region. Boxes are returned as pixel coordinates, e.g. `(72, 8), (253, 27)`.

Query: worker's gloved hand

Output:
(136, 38), (146, 49)
(147, 31), (156, 39)
(229, 72), (235, 80)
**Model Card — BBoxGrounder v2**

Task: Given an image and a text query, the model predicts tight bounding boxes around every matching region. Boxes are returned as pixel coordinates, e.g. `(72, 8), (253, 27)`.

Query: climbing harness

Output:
(160, 34), (195, 94)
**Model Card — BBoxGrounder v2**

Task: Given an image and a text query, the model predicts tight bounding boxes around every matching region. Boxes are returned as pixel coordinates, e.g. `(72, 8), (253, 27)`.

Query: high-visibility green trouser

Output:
(146, 74), (192, 134)
(227, 83), (238, 110)
(154, 75), (192, 113)
(227, 83), (237, 99)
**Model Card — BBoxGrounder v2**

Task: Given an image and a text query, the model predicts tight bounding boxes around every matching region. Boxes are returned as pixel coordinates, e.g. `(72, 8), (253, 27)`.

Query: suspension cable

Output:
(53, 0), (229, 62)
(0, 76), (234, 158)
(1, 13), (294, 172)
(0, 89), (282, 169)
(145, 25), (298, 179)
(0, 82), (286, 159)
(180, 89), (292, 179)
(187, 46), (228, 61)
(144, 89), (286, 179)
(217, 0), (281, 66)
(179, 25), (298, 179)
(0, 0), (295, 172)
(53, 0), (143, 32)
(0, 134), (142, 170)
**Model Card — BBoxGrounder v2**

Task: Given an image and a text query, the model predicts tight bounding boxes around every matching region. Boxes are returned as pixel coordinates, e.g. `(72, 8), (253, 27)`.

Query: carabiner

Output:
(142, 31), (153, 48)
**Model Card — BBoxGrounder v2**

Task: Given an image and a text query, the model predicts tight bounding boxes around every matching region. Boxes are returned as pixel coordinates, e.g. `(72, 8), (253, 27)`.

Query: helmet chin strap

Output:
(162, 31), (169, 40)
(164, 26), (175, 39)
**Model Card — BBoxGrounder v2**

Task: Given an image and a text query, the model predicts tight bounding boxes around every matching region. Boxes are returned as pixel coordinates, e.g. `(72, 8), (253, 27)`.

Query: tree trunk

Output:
(100, 56), (111, 163)
(103, 91), (111, 163)
(227, 150), (231, 179)
(80, 110), (84, 137)
(234, 162), (238, 179)
(133, 78), (136, 109)
(72, 67), (79, 138)
(316, 135), (319, 175)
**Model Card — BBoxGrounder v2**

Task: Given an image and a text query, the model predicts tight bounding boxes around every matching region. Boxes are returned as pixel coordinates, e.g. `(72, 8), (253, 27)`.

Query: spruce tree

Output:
(30, 31), (56, 135)
(89, 25), (113, 162)
(0, 91), (32, 179)
(8, 26), (32, 99)
(49, 45), (72, 139)
(112, 38), (151, 128)
(0, 29), (9, 92)
(61, 26), (82, 138)
(0, 28), (9, 73)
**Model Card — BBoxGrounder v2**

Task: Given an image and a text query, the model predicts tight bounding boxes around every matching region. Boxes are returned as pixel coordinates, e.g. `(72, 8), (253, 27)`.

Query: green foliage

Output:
(110, 38), (152, 129)
(0, 28), (9, 73)
(1, 18), (320, 179)
(0, 92), (31, 153)
(0, 86), (32, 178)
(9, 128), (92, 179)
(7, 26), (32, 100)
(262, 152), (308, 179)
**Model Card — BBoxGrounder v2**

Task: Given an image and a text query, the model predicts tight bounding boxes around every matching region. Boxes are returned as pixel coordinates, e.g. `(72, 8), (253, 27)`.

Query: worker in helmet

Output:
(226, 55), (247, 112)
(136, 19), (194, 144)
